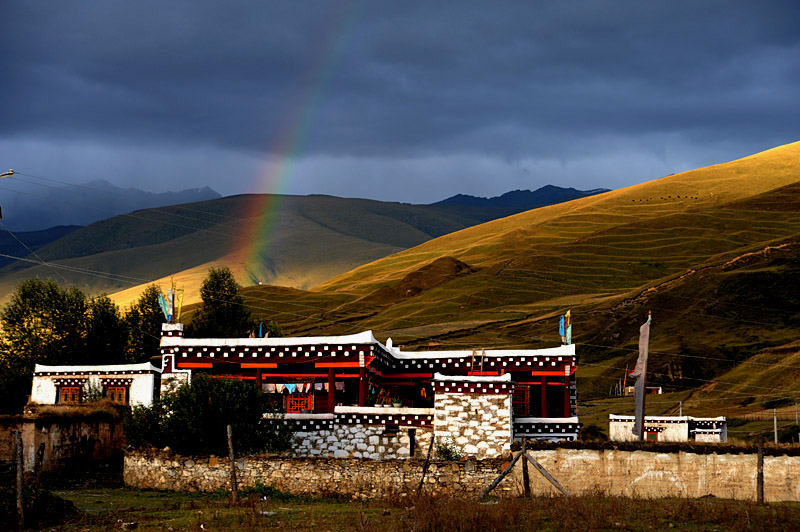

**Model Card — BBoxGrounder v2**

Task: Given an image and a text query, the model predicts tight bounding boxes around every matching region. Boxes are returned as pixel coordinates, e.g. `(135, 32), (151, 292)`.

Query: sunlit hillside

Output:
(219, 141), (800, 405)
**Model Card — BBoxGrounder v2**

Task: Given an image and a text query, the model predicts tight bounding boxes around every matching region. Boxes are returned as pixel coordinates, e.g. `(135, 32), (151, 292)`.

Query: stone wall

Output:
(125, 447), (800, 502)
(125, 449), (508, 498)
(293, 424), (433, 460)
(434, 391), (511, 459)
(508, 448), (799, 502)
(1, 412), (124, 474)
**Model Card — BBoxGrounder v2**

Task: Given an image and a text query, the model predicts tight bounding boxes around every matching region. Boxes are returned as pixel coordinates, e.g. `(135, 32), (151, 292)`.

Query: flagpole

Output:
(639, 350), (647, 442)
(639, 311), (651, 442)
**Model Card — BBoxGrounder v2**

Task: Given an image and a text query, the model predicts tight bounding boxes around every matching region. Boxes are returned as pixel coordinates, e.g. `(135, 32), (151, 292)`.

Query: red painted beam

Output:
(381, 373), (433, 378)
(255, 373), (360, 378)
(241, 363), (278, 368)
(531, 370), (575, 377)
(177, 362), (212, 369)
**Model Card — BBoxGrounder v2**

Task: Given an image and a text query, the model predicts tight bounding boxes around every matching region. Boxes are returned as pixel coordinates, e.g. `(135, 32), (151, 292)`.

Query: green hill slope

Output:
(0, 193), (577, 308)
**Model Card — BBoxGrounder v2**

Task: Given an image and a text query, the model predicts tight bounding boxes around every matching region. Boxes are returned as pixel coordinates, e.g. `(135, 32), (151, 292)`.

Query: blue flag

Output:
(158, 293), (171, 321)
(559, 315), (565, 337)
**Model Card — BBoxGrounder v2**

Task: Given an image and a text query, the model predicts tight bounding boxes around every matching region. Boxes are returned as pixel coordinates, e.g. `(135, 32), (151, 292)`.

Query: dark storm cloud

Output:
(1, 1), (799, 201)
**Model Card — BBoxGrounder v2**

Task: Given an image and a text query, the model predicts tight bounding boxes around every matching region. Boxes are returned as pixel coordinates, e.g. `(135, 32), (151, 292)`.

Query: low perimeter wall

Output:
(2, 412), (124, 474)
(125, 448), (800, 502)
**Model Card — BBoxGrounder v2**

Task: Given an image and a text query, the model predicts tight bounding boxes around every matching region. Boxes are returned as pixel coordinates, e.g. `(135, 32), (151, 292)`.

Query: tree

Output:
(188, 267), (253, 338)
(124, 375), (293, 455)
(85, 295), (129, 364)
(125, 284), (166, 362)
(0, 278), (88, 368)
(0, 278), (127, 412)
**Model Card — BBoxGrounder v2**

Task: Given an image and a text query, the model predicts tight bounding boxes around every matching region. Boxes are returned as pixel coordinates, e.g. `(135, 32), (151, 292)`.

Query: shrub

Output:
(124, 375), (293, 455)
(435, 438), (464, 460)
(579, 424), (609, 441)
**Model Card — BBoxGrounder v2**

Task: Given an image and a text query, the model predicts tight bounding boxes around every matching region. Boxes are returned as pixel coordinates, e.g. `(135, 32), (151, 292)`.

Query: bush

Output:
(579, 424), (609, 441)
(435, 438), (464, 460)
(124, 375), (293, 455)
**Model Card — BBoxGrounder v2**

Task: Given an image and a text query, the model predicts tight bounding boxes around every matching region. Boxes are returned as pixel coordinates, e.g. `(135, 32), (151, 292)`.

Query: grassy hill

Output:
(0, 191), (598, 309)
(223, 141), (800, 408)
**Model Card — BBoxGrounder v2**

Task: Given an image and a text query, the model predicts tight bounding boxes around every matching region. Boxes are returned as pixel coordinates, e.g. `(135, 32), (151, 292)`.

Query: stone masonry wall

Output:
(292, 425), (433, 460)
(434, 392), (511, 458)
(126, 448), (800, 502)
(125, 449), (508, 499)
(1, 414), (123, 473)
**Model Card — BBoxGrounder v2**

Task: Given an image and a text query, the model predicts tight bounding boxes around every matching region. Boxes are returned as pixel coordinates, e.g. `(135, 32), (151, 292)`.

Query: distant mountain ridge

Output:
(0, 179), (221, 231)
(434, 185), (609, 208)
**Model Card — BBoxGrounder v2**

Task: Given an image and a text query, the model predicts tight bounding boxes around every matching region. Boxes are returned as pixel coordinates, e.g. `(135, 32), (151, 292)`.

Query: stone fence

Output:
(125, 447), (800, 502)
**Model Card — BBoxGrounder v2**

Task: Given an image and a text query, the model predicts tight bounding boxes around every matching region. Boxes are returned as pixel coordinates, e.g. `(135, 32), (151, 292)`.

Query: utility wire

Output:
(0, 221), (67, 283)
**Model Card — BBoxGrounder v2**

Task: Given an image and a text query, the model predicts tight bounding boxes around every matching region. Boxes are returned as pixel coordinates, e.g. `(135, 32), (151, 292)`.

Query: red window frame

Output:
(106, 386), (128, 405)
(60, 386), (82, 404)
(286, 393), (314, 413)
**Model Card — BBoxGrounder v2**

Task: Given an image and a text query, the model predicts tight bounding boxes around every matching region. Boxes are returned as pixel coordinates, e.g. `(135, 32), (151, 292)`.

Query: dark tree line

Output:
(0, 278), (165, 413)
(0, 267), (282, 414)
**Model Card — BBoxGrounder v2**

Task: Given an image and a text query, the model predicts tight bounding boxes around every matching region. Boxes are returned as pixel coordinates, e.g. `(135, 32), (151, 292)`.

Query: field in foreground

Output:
(46, 487), (800, 531)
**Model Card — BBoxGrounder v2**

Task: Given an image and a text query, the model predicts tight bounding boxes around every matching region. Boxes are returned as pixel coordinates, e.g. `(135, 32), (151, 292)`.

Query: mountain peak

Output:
(433, 185), (609, 208)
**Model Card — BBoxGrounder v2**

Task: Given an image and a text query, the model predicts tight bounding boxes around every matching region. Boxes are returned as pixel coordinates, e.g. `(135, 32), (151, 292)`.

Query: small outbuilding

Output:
(30, 362), (162, 407)
(609, 414), (727, 443)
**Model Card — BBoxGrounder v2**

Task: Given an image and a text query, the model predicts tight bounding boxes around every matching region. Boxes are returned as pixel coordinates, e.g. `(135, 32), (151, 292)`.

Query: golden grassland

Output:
(194, 141), (800, 417)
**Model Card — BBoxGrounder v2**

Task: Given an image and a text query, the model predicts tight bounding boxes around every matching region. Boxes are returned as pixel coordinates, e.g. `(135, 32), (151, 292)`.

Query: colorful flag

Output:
(566, 324), (572, 345)
(158, 293), (171, 321)
(174, 286), (184, 321)
(565, 309), (571, 328)
(559, 315), (565, 338)
(631, 313), (652, 439)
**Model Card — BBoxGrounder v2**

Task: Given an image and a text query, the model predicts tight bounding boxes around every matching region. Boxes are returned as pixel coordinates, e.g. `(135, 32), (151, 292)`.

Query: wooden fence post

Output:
(524, 451), (570, 497)
(481, 451), (524, 498)
(521, 440), (530, 498)
(757, 438), (764, 505)
(16, 431), (25, 528)
(227, 425), (238, 504)
(32, 442), (45, 496)
(417, 436), (436, 495)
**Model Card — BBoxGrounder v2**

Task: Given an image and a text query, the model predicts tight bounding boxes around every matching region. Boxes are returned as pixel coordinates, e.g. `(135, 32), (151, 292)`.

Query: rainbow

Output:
(234, 1), (362, 283)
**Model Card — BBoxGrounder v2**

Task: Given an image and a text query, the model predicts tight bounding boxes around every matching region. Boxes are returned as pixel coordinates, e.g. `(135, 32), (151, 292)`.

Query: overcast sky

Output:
(2, 1), (799, 204)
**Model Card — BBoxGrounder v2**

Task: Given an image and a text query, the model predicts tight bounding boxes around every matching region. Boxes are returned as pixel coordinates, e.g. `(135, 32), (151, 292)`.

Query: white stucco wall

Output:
(609, 415), (726, 443)
(609, 418), (689, 442)
(31, 363), (160, 406)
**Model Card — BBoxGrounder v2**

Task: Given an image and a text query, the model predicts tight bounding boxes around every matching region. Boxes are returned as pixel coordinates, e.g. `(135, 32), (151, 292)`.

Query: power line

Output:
(0, 221), (67, 283)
